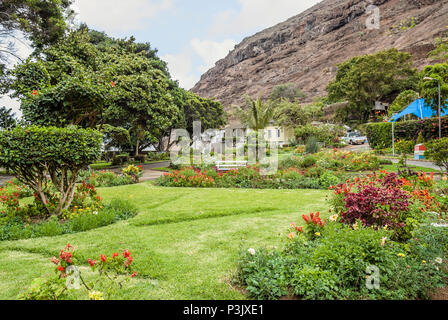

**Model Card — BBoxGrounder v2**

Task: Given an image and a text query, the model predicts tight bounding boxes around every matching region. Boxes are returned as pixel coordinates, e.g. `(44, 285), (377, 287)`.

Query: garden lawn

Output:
(0, 183), (329, 300)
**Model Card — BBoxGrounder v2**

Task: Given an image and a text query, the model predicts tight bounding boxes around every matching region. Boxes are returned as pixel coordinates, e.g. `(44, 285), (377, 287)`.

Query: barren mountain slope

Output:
(191, 0), (448, 108)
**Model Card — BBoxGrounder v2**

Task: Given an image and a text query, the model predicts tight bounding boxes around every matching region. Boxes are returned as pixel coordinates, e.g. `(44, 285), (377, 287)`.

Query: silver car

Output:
(341, 132), (368, 145)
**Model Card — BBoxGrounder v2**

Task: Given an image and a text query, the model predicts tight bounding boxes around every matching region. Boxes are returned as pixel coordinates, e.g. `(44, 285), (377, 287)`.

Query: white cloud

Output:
(0, 95), (22, 118)
(210, 0), (321, 36)
(73, 0), (173, 32)
(162, 51), (198, 90)
(190, 38), (236, 73)
(163, 38), (236, 90)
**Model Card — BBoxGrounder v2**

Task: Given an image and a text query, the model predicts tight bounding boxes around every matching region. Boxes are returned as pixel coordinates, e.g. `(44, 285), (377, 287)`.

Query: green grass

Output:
(0, 183), (330, 300)
(381, 163), (441, 173)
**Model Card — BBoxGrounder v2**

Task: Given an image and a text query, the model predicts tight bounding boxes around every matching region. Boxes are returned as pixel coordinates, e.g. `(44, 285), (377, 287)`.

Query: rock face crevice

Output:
(192, 0), (448, 109)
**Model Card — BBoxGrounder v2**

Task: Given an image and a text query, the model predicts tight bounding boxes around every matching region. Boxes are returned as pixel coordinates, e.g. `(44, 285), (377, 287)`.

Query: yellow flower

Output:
(88, 291), (104, 300)
(398, 253), (405, 258)
(422, 260), (427, 264)
(315, 232), (321, 237)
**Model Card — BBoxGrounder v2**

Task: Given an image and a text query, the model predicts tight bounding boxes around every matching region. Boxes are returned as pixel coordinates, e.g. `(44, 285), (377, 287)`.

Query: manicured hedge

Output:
(365, 116), (448, 149)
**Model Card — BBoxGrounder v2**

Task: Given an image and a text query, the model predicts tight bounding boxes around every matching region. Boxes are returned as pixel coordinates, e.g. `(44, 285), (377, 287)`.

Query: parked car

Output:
(341, 132), (368, 145)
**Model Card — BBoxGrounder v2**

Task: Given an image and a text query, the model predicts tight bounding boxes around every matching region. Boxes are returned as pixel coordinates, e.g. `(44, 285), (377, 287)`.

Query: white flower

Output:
(381, 237), (387, 247)
(435, 257), (443, 264)
(93, 211), (98, 215)
(248, 248), (256, 256)
(329, 214), (339, 222)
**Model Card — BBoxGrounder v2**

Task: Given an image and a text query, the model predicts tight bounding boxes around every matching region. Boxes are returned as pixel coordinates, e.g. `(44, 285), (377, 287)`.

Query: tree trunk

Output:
(135, 138), (140, 156)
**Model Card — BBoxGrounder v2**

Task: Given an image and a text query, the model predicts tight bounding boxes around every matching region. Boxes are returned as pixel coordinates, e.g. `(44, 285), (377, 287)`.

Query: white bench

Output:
(216, 161), (248, 172)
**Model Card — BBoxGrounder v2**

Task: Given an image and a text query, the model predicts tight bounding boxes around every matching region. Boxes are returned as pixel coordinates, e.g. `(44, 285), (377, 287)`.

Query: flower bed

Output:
(156, 150), (381, 190)
(80, 165), (144, 187)
(0, 180), (138, 241)
(237, 170), (448, 300)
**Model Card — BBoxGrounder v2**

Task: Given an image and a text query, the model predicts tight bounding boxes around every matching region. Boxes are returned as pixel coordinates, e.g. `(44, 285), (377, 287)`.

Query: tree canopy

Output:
(0, 0), (74, 71)
(327, 49), (418, 123)
(6, 28), (226, 154)
(419, 63), (448, 115)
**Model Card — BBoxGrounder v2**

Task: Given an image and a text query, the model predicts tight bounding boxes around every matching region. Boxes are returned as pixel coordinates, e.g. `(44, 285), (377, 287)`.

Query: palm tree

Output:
(234, 95), (275, 130)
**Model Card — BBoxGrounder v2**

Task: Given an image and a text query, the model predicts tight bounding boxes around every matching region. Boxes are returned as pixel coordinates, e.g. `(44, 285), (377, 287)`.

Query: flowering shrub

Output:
(82, 170), (135, 187)
(237, 205), (448, 300)
(159, 168), (216, 188)
(122, 165), (143, 183)
(19, 244), (137, 300)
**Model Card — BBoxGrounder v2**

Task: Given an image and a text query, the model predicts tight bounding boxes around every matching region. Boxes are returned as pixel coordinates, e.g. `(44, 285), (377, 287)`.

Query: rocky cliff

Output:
(191, 0), (448, 109)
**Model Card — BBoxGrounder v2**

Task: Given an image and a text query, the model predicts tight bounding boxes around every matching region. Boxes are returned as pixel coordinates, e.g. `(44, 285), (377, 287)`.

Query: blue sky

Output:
(1, 0), (321, 114)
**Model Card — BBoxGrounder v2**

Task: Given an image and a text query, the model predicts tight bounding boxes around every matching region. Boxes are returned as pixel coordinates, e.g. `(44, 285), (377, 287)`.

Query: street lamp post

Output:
(424, 77), (442, 139)
(392, 113), (397, 157)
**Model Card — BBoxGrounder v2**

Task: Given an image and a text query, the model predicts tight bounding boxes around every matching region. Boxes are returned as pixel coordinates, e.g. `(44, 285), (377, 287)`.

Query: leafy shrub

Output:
(83, 170), (135, 187)
(238, 217), (448, 300)
(305, 136), (319, 154)
(0, 126), (102, 216)
(365, 116), (448, 149)
(319, 172), (340, 189)
(133, 155), (147, 163)
(425, 138), (448, 172)
(122, 164), (143, 183)
(19, 244), (137, 300)
(301, 155), (317, 168)
(112, 154), (130, 166)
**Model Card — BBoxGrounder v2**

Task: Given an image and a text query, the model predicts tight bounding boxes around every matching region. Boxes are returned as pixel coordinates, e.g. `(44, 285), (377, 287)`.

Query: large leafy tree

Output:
(7, 28), (226, 154)
(8, 30), (111, 127)
(0, 0), (73, 70)
(419, 63), (448, 115)
(327, 49), (418, 123)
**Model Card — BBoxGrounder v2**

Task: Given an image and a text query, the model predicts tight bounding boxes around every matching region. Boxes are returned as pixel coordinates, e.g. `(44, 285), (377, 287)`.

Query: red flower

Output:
(50, 257), (60, 265)
(88, 259), (96, 267)
(111, 81), (115, 87)
(122, 249), (131, 258)
(124, 256), (133, 267)
(32, 90), (38, 96)
(131, 272), (138, 278)
(57, 266), (65, 272)
(112, 252), (119, 258)
(101, 254), (107, 262)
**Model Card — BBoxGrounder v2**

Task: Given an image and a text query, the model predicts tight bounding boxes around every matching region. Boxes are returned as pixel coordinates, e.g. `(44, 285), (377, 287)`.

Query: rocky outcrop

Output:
(192, 0), (448, 109)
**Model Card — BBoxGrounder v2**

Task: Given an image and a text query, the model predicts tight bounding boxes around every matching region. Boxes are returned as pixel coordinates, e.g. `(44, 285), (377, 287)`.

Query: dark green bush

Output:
(425, 138), (448, 172)
(0, 125), (102, 216)
(112, 154), (130, 166)
(366, 116), (448, 149)
(237, 222), (448, 300)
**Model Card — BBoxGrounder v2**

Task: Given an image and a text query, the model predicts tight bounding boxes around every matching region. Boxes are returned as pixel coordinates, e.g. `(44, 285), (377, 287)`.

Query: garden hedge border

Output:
(365, 116), (448, 149)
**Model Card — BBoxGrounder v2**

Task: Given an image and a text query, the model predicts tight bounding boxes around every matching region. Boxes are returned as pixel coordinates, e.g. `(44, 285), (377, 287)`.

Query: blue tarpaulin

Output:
(389, 98), (448, 122)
